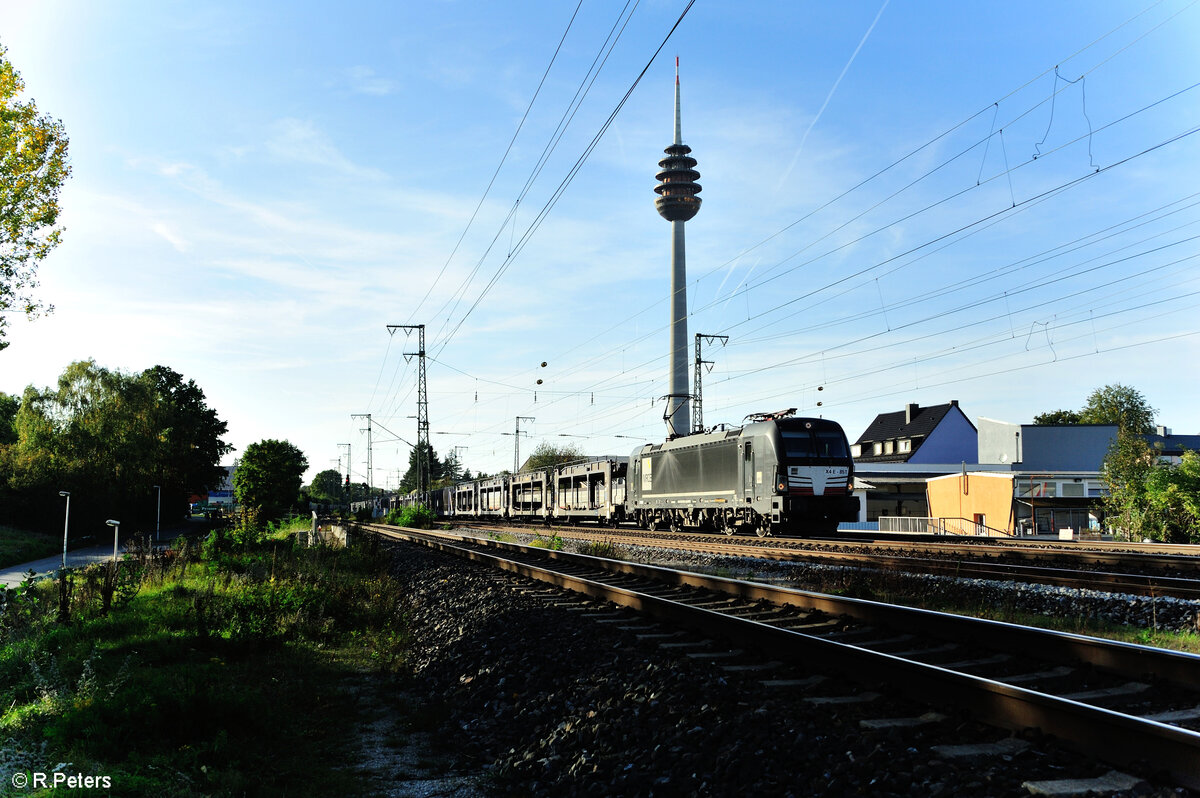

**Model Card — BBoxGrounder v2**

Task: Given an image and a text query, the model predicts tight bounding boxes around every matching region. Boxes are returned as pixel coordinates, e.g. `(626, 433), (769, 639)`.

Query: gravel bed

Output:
(388, 542), (1193, 797)
(620, 546), (1200, 634)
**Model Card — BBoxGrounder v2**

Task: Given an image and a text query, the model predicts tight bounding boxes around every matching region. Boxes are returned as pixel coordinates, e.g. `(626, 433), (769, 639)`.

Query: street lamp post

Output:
(106, 520), (120, 562)
(153, 485), (161, 545)
(58, 491), (70, 570)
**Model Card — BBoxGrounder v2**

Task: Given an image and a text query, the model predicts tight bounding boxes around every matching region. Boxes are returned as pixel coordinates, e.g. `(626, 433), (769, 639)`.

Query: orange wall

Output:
(926, 473), (1015, 533)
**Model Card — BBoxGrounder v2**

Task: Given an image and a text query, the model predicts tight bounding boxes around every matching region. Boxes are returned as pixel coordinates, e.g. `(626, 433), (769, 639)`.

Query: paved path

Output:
(0, 526), (193, 588)
(0, 544), (120, 588)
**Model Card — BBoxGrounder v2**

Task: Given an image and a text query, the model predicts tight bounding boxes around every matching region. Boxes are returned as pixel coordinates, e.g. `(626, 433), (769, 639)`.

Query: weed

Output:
(577, 539), (622, 559)
(529, 532), (564, 551)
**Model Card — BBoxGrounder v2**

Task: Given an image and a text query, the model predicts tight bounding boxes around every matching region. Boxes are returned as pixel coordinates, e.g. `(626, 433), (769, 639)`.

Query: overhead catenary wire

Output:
(363, 2), (1198, 476)
(491, 72), (1200, 399)
(428, 0), (698, 361)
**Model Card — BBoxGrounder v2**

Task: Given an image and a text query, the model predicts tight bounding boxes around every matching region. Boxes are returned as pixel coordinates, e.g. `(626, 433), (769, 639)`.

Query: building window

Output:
(883, 441), (894, 455)
(873, 442), (882, 456)
(851, 444), (861, 458)
(898, 439), (911, 453)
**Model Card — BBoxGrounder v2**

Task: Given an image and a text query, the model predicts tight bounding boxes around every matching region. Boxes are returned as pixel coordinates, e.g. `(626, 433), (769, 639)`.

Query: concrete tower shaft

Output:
(655, 58), (701, 439)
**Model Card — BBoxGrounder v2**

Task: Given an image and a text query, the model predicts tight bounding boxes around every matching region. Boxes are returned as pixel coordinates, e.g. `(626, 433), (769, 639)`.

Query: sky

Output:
(2, 0), (1198, 489)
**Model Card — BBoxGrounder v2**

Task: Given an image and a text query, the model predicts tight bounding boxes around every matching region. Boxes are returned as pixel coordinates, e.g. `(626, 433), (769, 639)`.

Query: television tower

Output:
(654, 57), (702, 438)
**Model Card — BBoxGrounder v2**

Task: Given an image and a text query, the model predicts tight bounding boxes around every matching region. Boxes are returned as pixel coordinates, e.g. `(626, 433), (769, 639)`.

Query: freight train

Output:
(396, 410), (858, 536)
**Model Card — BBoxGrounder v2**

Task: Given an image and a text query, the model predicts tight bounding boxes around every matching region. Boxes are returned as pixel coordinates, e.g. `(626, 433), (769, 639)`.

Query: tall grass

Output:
(0, 525), (62, 569)
(0, 518), (411, 796)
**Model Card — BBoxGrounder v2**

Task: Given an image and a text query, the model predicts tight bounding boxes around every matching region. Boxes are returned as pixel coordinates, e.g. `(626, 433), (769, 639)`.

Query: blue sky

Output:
(3, 1), (1198, 487)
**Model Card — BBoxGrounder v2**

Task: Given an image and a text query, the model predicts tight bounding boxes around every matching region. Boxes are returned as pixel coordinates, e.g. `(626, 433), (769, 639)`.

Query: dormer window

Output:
(883, 441), (894, 455)
(898, 439), (911, 453)
(873, 442), (882, 456)
(851, 444), (861, 458)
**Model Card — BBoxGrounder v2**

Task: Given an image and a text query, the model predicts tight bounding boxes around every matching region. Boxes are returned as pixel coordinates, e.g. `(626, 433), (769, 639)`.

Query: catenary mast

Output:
(654, 57), (702, 439)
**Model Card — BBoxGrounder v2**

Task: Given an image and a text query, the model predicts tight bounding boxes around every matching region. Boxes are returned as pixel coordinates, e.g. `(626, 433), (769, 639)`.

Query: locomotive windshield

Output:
(780, 428), (850, 460)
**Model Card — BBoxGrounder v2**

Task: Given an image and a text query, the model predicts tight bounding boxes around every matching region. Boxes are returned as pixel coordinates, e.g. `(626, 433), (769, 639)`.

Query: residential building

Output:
(851, 400), (978, 464)
(851, 400), (980, 521)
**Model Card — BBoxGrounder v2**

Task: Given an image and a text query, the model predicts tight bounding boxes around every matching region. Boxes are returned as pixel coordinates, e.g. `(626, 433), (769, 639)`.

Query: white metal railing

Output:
(876, 516), (1011, 537)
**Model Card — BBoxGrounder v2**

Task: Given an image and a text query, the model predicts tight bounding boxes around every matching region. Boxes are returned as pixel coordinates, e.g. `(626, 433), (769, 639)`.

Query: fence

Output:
(876, 516), (1011, 537)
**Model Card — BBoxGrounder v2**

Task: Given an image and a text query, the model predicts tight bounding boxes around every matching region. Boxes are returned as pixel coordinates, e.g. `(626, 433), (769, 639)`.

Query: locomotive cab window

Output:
(781, 429), (849, 459)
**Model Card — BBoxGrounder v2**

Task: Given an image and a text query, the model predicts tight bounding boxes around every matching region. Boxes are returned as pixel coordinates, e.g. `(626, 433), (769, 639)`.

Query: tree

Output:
(1, 361), (230, 533)
(1032, 409), (1081, 425)
(308, 468), (344, 503)
(398, 442), (445, 493)
(1142, 450), (1200, 543)
(1078, 383), (1156, 434)
(140, 365), (232, 519)
(1102, 431), (1200, 543)
(442, 448), (465, 483)
(0, 391), (17, 445)
(523, 441), (585, 471)
(1100, 431), (1154, 539)
(1, 43), (71, 349)
(233, 439), (307, 522)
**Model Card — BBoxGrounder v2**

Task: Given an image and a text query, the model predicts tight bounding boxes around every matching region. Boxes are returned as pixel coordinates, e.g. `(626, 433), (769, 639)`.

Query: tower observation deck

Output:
(654, 71), (702, 221)
(655, 58), (701, 438)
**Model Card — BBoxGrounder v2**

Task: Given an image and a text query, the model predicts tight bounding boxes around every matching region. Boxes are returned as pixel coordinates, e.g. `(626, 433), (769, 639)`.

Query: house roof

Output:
(1144, 433), (1200, 454)
(854, 401), (971, 445)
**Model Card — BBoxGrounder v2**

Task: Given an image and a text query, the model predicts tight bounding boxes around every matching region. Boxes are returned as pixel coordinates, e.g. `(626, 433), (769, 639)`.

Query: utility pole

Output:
(338, 443), (351, 500)
(388, 324), (429, 493)
(451, 445), (468, 481)
(352, 413), (373, 495)
(514, 416), (535, 473)
(692, 333), (728, 434)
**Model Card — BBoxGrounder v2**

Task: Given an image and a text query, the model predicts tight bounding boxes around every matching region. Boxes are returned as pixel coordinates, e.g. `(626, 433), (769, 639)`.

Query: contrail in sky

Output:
(776, 0), (891, 192)
(718, 0), (890, 314)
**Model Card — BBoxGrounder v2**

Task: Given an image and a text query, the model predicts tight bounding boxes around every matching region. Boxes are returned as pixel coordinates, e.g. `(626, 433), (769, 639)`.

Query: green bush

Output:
(384, 504), (434, 529)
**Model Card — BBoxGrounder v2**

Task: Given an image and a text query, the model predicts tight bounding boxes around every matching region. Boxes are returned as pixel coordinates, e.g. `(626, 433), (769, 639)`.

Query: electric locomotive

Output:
(626, 409), (858, 536)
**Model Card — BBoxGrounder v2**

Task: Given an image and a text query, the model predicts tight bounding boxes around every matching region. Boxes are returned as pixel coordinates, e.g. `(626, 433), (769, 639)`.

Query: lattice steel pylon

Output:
(388, 324), (429, 494)
(351, 413), (373, 493)
(692, 333), (727, 434)
(514, 416), (535, 474)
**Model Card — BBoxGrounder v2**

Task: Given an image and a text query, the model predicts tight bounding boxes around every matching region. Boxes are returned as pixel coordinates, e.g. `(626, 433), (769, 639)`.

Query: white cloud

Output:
(265, 118), (388, 181)
(151, 222), (189, 252)
(344, 65), (396, 96)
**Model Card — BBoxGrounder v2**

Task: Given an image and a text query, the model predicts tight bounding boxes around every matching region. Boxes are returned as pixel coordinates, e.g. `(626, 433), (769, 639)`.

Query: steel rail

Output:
(455, 523), (1200, 599)
(370, 524), (1200, 789)
(811, 536), (1200, 572)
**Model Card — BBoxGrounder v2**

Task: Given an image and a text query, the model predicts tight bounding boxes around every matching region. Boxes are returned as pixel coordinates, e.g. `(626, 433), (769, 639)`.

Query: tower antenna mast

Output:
(654, 56), (702, 439)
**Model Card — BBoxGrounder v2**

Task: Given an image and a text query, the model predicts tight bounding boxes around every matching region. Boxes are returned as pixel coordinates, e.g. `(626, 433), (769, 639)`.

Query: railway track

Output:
(366, 523), (1200, 790)
(454, 522), (1200, 599)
